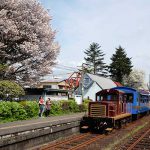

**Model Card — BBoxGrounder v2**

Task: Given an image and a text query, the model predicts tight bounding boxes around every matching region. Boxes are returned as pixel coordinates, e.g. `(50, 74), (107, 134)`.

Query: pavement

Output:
(0, 112), (85, 136)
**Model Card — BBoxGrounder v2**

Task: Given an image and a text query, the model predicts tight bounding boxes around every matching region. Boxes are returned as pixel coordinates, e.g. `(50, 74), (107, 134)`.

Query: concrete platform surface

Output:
(0, 112), (85, 136)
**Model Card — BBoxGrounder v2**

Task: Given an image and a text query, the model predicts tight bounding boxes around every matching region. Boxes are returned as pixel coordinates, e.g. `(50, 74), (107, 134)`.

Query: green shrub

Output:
(0, 101), (39, 122)
(0, 98), (89, 123)
(8, 102), (27, 120)
(19, 101), (39, 118)
(50, 101), (62, 115)
(83, 99), (91, 103)
(59, 100), (70, 113)
(0, 101), (12, 119)
(83, 99), (91, 110)
(0, 101), (27, 121)
(78, 104), (87, 112)
(68, 100), (79, 112)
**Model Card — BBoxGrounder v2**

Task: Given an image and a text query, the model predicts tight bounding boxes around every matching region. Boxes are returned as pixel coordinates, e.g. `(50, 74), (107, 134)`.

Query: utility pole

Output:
(148, 74), (150, 91)
(78, 63), (86, 101)
(81, 63), (84, 101)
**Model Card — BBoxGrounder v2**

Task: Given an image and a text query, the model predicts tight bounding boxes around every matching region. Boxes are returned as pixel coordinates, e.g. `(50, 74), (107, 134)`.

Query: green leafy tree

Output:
(84, 42), (108, 76)
(0, 64), (8, 79)
(0, 80), (25, 100)
(109, 46), (133, 83)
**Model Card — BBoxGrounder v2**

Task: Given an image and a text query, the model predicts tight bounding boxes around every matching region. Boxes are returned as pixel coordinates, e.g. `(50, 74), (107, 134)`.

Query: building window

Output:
(43, 85), (52, 89)
(59, 86), (63, 89)
(83, 77), (91, 88)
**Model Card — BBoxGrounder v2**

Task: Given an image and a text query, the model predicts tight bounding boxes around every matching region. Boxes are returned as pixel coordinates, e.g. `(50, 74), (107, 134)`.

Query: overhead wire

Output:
(56, 64), (78, 70)
(53, 64), (79, 71)
(47, 64), (81, 79)
(48, 72), (75, 76)
(54, 66), (77, 71)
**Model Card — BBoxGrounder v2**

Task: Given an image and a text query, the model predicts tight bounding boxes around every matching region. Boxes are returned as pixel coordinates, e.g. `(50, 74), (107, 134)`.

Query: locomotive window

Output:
(100, 95), (107, 100)
(111, 94), (118, 101)
(140, 95), (149, 103)
(108, 95), (111, 100)
(100, 96), (103, 101)
(97, 96), (101, 101)
(100, 94), (118, 101)
(125, 94), (133, 103)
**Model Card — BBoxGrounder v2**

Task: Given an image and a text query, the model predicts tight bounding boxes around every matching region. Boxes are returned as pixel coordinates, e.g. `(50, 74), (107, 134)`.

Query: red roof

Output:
(114, 82), (122, 87)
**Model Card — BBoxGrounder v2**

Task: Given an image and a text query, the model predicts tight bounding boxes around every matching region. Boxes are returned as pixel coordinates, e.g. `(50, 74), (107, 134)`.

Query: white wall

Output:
(84, 82), (102, 101)
(51, 85), (59, 89)
(45, 95), (68, 101)
(74, 95), (82, 104)
(20, 95), (41, 101)
(21, 95), (68, 101)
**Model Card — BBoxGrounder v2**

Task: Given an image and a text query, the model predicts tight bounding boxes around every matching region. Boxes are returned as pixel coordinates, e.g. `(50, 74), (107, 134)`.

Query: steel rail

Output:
(69, 134), (105, 150)
(127, 128), (150, 150)
(41, 133), (91, 150)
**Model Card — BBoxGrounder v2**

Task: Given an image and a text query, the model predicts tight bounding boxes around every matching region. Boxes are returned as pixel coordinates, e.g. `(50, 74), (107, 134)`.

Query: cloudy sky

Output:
(39, 0), (150, 83)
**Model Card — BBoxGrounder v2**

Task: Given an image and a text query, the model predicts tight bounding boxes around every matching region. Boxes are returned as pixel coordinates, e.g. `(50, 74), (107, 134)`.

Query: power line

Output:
(47, 72), (75, 76)
(53, 64), (79, 71)
(54, 66), (77, 71)
(56, 64), (78, 70)
(54, 64), (79, 69)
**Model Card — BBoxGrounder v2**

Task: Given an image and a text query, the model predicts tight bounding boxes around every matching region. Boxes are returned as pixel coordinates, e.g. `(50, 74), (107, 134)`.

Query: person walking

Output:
(38, 96), (45, 117)
(45, 98), (51, 117)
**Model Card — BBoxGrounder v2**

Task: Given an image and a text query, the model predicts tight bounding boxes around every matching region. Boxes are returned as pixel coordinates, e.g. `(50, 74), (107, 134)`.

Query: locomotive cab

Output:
(80, 89), (132, 132)
(89, 89), (126, 118)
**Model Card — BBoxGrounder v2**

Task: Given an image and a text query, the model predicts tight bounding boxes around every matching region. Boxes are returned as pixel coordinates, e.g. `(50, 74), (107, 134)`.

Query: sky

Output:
(39, 0), (150, 83)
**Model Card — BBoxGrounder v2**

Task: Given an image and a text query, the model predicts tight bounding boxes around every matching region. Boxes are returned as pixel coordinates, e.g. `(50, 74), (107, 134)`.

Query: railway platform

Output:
(0, 113), (85, 150)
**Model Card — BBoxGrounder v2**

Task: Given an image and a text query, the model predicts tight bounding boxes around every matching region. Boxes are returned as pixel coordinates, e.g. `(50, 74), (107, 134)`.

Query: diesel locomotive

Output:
(80, 87), (150, 132)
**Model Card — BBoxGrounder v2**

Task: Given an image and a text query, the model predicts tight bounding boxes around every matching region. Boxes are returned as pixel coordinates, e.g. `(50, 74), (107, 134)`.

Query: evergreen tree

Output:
(109, 46), (133, 83)
(84, 42), (108, 76)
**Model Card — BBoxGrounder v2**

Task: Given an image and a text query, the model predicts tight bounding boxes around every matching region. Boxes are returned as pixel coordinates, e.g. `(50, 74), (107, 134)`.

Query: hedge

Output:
(0, 99), (90, 123)
(19, 101), (39, 118)
(0, 101), (27, 121)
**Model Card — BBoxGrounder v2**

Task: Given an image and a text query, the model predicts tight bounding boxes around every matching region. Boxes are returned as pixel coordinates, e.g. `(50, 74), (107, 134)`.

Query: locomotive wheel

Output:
(115, 120), (122, 129)
(136, 114), (140, 120)
(80, 120), (89, 133)
(128, 116), (132, 123)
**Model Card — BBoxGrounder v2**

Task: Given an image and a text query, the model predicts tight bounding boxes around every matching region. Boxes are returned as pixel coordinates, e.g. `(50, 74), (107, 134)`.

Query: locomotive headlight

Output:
(104, 122), (107, 125)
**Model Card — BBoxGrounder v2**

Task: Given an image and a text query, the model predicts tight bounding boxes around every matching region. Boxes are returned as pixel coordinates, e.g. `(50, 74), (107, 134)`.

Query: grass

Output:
(104, 121), (149, 150)
(0, 118), (16, 124)
(0, 116), (39, 124)
(0, 112), (83, 124)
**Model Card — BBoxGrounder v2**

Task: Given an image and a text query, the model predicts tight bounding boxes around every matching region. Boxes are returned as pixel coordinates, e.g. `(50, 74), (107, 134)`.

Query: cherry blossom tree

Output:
(0, 0), (59, 85)
(123, 69), (146, 90)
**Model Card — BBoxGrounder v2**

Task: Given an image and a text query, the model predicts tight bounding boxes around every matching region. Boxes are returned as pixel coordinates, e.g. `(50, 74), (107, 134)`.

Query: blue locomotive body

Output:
(112, 87), (149, 117)
(139, 90), (150, 113)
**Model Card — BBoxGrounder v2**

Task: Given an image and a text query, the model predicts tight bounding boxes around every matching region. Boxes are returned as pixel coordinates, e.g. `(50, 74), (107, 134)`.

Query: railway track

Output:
(40, 133), (105, 150)
(34, 116), (150, 150)
(122, 126), (150, 150)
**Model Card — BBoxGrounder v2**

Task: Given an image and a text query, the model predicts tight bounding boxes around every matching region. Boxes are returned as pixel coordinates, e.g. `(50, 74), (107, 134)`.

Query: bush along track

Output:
(0, 99), (89, 123)
(0, 101), (38, 122)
